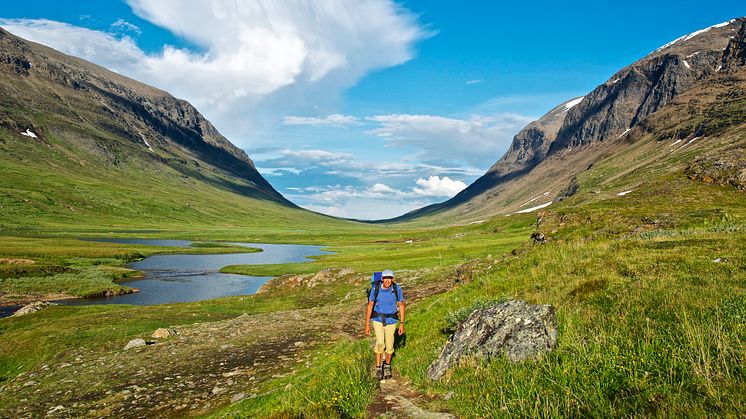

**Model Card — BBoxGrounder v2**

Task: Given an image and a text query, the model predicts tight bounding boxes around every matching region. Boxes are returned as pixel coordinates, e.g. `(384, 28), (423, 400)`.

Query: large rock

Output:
(12, 301), (57, 317)
(427, 300), (558, 380)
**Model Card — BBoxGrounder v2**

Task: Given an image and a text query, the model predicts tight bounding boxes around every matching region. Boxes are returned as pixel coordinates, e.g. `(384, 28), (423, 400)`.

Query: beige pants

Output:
(372, 321), (397, 354)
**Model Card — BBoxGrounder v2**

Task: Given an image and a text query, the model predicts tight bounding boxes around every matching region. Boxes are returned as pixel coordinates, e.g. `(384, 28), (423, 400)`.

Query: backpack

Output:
(367, 271), (401, 322)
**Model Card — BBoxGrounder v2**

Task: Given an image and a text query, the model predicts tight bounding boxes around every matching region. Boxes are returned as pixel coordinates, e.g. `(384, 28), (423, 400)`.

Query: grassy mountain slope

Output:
(0, 27), (349, 231)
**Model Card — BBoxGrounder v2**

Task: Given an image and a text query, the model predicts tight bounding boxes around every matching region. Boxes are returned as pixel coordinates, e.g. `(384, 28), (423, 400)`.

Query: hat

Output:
(382, 269), (394, 278)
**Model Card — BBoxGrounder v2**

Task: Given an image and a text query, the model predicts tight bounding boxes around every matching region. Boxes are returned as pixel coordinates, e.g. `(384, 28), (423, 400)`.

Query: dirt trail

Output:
(367, 371), (455, 418)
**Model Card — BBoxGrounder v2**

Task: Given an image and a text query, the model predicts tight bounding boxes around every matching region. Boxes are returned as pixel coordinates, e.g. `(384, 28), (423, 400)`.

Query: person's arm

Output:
(364, 300), (374, 336)
(397, 301), (406, 335)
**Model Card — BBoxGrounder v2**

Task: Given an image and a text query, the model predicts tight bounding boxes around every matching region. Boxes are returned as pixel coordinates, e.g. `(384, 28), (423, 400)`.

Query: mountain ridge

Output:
(389, 17), (746, 223)
(0, 27), (292, 208)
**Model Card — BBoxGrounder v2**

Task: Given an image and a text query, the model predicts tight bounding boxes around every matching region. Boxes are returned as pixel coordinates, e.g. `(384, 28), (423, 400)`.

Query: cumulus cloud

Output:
(286, 184), (432, 220)
(0, 0), (427, 144)
(413, 176), (466, 196)
(282, 114), (359, 127)
(367, 113), (533, 167)
(254, 148), (483, 181)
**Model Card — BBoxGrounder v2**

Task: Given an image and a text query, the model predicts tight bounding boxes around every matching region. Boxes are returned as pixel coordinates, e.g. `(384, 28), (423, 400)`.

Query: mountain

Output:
(0, 28), (335, 230)
(393, 17), (746, 223)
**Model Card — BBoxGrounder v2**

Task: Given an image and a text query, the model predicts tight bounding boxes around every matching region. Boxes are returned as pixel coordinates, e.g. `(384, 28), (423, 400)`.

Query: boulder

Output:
(427, 300), (557, 380)
(123, 338), (147, 351)
(152, 328), (177, 339)
(12, 301), (57, 317)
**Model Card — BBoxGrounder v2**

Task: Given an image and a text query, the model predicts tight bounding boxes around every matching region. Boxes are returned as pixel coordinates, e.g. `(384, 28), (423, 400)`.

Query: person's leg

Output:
(372, 320), (385, 366)
(383, 323), (397, 379)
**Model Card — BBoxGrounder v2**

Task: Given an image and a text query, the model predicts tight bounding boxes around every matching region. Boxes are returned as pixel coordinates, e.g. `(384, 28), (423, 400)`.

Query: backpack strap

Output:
(392, 283), (401, 302)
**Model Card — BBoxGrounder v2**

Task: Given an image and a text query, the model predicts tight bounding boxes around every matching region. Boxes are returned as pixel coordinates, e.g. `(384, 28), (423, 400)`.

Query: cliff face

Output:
(549, 18), (743, 153)
(0, 27), (290, 205)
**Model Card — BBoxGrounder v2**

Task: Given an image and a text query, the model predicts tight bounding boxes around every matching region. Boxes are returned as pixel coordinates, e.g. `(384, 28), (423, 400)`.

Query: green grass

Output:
(212, 340), (376, 418)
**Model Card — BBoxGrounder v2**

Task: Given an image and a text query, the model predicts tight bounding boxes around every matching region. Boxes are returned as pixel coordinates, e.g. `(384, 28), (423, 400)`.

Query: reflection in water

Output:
(62, 240), (330, 307)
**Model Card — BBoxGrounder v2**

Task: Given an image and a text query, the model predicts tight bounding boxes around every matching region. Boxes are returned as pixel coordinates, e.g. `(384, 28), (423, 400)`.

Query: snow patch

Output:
(686, 51), (702, 58)
(20, 129), (37, 138)
(468, 220), (485, 225)
(142, 138), (153, 151)
(654, 19), (736, 53)
(515, 201), (552, 214)
(676, 136), (701, 151)
(617, 128), (631, 139)
(617, 190), (632, 196)
(671, 139), (683, 146)
(563, 97), (584, 111)
(683, 60), (691, 69)
(715, 65), (722, 72)
(519, 191), (550, 208)
(609, 77), (621, 84)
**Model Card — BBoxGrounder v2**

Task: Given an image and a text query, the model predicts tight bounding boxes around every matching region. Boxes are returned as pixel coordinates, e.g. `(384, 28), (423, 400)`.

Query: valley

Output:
(1, 15), (745, 418)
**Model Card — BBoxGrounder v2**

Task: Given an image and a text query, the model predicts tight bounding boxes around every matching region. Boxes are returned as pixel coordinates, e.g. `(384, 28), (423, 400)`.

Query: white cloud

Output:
(111, 19), (141, 36)
(288, 184), (432, 220)
(367, 113), (533, 166)
(369, 183), (398, 194)
(413, 176), (466, 196)
(0, 1), (427, 145)
(466, 79), (481, 84)
(282, 114), (359, 127)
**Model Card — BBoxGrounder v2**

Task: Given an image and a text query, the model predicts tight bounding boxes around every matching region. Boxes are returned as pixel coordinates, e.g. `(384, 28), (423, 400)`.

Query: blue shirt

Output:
(369, 283), (404, 325)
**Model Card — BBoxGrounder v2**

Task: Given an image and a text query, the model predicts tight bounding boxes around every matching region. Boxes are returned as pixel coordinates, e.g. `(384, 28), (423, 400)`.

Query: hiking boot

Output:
(383, 362), (392, 380)
(376, 364), (384, 380)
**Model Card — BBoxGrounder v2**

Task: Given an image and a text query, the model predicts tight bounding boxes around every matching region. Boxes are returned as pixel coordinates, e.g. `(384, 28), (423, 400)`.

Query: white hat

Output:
(382, 269), (394, 278)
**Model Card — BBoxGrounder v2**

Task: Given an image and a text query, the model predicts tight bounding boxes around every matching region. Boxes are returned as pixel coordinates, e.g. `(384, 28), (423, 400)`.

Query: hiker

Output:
(364, 269), (405, 380)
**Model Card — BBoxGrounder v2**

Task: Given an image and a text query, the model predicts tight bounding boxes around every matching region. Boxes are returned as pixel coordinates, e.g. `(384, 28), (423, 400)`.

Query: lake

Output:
(60, 239), (331, 306)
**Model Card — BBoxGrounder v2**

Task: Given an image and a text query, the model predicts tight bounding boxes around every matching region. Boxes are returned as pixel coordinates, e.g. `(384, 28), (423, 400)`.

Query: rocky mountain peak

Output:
(548, 17), (745, 154)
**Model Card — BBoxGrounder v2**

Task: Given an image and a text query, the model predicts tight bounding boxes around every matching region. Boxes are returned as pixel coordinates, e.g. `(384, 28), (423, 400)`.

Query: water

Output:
(59, 239), (331, 307)
(0, 305), (21, 318)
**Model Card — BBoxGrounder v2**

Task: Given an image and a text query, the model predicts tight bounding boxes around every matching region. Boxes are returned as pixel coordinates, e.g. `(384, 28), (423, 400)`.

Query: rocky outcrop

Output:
(686, 150), (746, 190)
(257, 268), (361, 293)
(722, 20), (746, 69)
(427, 300), (557, 380)
(12, 301), (57, 317)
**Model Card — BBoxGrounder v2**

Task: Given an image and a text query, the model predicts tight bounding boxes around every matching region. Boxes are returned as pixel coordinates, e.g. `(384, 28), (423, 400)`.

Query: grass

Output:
(212, 340), (377, 418)
(385, 177), (746, 417)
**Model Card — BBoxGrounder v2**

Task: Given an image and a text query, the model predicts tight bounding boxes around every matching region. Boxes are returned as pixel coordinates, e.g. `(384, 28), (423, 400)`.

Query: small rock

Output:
(59, 363), (72, 369)
(294, 341), (305, 347)
(12, 301), (58, 317)
(444, 391), (455, 400)
(712, 258), (722, 263)
(212, 386), (227, 395)
(124, 339), (147, 351)
(23, 381), (37, 387)
(152, 328), (177, 339)
(220, 344), (234, 350)
(47, 405), (65, 414)
(231, 392), (246, 403)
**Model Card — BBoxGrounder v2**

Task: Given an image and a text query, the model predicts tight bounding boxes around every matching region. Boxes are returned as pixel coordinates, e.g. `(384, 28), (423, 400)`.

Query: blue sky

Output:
(2, 1), (744, 219)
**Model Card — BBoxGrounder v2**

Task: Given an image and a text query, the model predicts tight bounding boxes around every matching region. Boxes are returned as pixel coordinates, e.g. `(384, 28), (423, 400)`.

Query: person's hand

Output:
(398, 323), (404, 336)
(364, 324), (370, 336)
